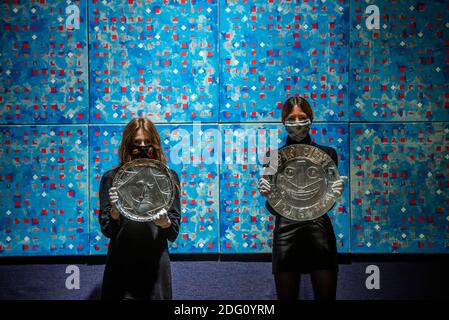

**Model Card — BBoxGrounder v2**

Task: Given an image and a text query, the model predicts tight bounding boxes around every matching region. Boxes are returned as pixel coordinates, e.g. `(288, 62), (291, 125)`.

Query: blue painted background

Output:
(0, 0), (447, 256)
(219, 123), (350, 253)
(0, 125), (89, 255)
(350, 122), (449, 252)
(89, 124), (220, 254)
(0, 1), (88, 124)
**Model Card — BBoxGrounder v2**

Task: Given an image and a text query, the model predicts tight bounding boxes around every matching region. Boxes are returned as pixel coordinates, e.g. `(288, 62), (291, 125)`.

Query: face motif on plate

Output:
(119, 167), (172, 216)
(276, 159), (326, 204)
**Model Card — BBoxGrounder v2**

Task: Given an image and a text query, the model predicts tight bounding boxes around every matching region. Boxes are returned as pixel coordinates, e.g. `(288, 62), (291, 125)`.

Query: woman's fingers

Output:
(153, 208), (167, 219)
(331, 176), (348, 197)
(332, 188), (342, 197)
(152, 209), (168, 222)
(331, 179), (345, 197)
(332, 181), (343, 187)
(109, 187), (118, 194)
(259, 182), (271, 191)
(258, 178), (272, 196)
(152, 209), (171, 228)
(108, 187), (119, 204)
(258, 178), (271, 188)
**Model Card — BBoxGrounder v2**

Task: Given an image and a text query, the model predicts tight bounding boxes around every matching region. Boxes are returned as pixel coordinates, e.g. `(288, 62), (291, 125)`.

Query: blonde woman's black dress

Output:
(98, 167), (181, 300)
(266, 134), (339, 274)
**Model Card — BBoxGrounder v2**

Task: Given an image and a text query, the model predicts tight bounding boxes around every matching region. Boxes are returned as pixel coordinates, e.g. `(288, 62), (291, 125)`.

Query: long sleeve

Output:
(160, 170), (181, 242)
(265, 200), (280, 217)
(326, 147), (339, 212)
(329, 147), (338, 167)
(98, 169), (121, 239)
(262, 149), (280, 217)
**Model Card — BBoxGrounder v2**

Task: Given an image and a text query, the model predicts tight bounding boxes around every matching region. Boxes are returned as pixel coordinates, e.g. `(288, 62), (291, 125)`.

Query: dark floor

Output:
(1, 256), (448, 300)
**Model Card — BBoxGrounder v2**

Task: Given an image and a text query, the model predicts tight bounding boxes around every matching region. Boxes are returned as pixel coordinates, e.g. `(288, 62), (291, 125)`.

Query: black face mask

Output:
(130, 145), (152, 159)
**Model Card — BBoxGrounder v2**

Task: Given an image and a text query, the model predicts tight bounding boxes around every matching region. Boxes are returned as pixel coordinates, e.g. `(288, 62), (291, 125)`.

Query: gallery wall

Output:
(0, 0), (447, 256)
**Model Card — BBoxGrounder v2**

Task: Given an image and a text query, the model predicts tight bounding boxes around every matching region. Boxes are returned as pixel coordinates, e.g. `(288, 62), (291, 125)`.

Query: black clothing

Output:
(99, 167), (181, 300)
(266, 134), (339, 274)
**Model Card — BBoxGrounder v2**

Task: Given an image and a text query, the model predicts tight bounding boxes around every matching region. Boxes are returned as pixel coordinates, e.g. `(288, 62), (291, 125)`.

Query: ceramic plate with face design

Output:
(112, 159), (176, 222)
(264, 144), (340, 221)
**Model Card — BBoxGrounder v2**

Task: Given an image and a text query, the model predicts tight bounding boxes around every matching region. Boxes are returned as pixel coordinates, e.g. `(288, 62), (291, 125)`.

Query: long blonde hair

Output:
(118, 118), (166, 166)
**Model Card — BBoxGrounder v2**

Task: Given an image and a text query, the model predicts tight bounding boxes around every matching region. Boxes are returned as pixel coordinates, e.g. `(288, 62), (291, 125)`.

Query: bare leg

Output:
(274, 272), (301, 300)
(310, 269), (338, 300)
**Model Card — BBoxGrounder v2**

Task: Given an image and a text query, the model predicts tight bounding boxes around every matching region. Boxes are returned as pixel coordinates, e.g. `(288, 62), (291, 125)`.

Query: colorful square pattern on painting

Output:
(89, 0), (219, 123)
(219, 0), (349, 122)
(0, 1), (88, 124)
(0, 0), (448, 256)
(89, 124), (219, 254)
(0, 125), (89, 256)
(220, 123), (350, 253)
(350, 0), (449, 121)
(350, 123), (449, 252)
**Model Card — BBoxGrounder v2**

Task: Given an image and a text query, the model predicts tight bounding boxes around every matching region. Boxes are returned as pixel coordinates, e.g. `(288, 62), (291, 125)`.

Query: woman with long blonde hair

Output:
(98, 118), (181, 300)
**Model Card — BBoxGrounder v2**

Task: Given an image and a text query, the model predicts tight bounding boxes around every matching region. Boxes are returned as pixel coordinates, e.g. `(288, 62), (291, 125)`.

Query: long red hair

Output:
(118, 118), (166, 166)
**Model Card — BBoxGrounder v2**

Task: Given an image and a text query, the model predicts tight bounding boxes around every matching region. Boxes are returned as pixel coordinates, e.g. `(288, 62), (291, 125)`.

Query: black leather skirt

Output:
(272, 213), (339, 274)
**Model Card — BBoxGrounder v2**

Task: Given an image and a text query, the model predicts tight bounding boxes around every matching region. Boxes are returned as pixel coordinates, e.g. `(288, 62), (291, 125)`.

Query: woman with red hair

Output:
(99, 118), (181, 300)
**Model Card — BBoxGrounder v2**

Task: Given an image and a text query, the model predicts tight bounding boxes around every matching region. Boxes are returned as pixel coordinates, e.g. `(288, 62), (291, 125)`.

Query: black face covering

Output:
(130, 145), (152, 159)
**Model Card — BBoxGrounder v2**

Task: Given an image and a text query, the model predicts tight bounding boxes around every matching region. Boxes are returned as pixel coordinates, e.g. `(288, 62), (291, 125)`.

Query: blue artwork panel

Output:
(160, 124), (220, 253)
(350, 0), (449, 121)
(0, 125), (89, 256)
(89, 124), (219, 255)
(0, 1), (88, 124)
(350, 123), (449, 252)
(89, 0), (219, 123)
(88, 124), (122, 254)
(219, 0), (349, 122)
(220, 123), (350, 253)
